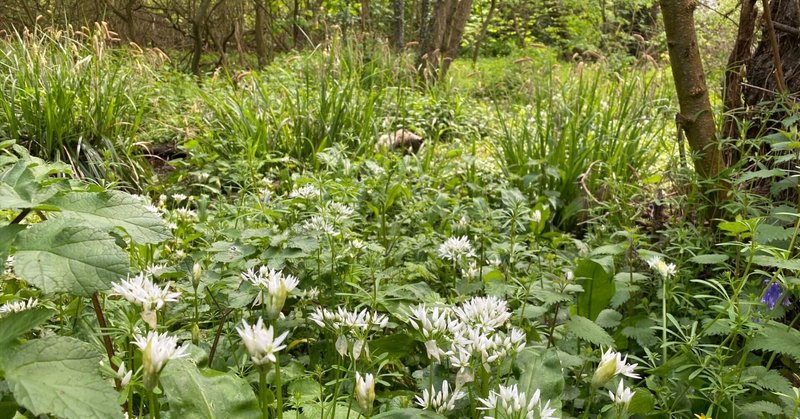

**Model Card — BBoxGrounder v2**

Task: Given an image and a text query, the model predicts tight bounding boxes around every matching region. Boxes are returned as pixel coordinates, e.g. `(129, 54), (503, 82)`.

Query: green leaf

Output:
(1, 336), (122, 419)
(0, 161), (60, 209)
(565, 315), (614, 347)
(515, 348), (564, 415)
(46, 191), (171, 244)
(594, 309), (622, 329)
(750, 321), (800, 364)
(756, 223), (794, 244)
(0, 307), (56, 348)
(736, 168), (786, 183)
(627, 388), (655, 415)
(13, 219), (129, 296)
(160, 359), (260, 419)
(0, 224), (25, 261)
(574, 258), (614, 321)
(371, 408), (446, 418)
(688, 254), (729, 265)
(740, 400), (783, 416)
(370, 333), (416, 360)
(751, 256), (800, 270)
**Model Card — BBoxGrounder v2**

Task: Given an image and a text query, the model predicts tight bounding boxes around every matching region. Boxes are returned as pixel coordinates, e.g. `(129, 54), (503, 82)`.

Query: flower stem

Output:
(149, 390), (160, 419)
(274, 358), (283, 419)
(259, 368), (268, 419)
(661, 277), (668, 365)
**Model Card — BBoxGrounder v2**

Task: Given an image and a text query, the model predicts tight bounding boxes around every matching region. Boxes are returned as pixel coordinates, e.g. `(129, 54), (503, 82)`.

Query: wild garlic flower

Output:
(289, 185), (321, 199)
(241, 266), (299, 318)
(0, 298), (39, 315)
(302, 215), (337, 236)
(110, 273), (180, 313)
(116, 362), (133, 387)
(309, 306), (388, 333)
(592, 348), (641, 387)
(645, 256), (676, 279)
(171, 193), (188, 202)
(415, 379), (465, 413)
(453, 296), (512, 332)
(407, 305), (458, 361)
(133, 331), (188, 391)
(609, 380), (635, 408)
(355, 372), (376, 413)
(236, 317), (289, 366)
(450, 326), (526, 372)
(174, 208), (198, 220)
(438, 236), (476, 262)
(531, 209), (542, 223)
(478, 385), (556, 419)
(327, 202), (355, 219)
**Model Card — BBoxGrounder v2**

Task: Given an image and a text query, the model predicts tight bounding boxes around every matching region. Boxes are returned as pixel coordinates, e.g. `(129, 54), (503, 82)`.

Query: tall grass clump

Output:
(197, 35), (420, 187)
(491, 66), (671, 229)
(0, 24), (156, 190)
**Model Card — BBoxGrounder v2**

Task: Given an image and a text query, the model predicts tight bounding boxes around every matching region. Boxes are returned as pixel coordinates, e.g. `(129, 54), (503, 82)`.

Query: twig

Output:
(578, 160), (603, 206)
(761, 0), (788, 94)
(11, 209), (30, 224)
(91, 292), (128, 413)
(773, 22), (800, 35)
(208, 308), (233, 366)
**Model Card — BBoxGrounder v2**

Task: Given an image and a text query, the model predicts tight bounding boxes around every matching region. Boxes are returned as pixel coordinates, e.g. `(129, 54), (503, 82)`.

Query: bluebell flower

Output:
(762, 280), (791, 310)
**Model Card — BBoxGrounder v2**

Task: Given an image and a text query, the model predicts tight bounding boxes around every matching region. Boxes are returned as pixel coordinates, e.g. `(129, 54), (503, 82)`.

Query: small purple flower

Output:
(762, 280), (791, 310)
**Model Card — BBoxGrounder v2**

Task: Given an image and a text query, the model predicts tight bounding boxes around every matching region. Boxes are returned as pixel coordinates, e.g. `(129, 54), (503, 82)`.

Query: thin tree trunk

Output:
(659, 0), (723, 180)
(390, 0), (405, 50)
(191, 0), (213, 76)
(254, 0), (267, 67)
(440, 0), (473, 79)
(472, 0), (497, 64)
(361, 0), (371, 31)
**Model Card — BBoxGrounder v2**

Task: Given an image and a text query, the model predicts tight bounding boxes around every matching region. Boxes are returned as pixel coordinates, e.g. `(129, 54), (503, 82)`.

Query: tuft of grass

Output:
(0, 24), (156, 190)
(490, 65), (671, 229)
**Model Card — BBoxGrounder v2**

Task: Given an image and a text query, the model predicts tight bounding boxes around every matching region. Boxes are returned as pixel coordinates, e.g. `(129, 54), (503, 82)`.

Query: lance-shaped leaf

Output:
(13, 218), (129, 296)
(1, 336), (123, 419)
(46, 191), (171, 244)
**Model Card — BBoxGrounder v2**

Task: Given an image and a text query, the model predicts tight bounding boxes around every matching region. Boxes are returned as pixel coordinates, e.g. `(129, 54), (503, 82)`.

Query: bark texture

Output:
(743, 0), (800, 105)
(721, 0), (757, 141)
(659, 0), (723, 179)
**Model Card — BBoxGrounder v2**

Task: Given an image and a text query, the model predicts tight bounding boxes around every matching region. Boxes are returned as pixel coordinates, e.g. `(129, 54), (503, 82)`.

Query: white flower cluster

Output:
(133, 331), (188, 391)
(289, 185), (321, 200)
(645, 255), (676, 279)
(110, 272), (180, 313)
(0, 298), (39, 315)
(301, 215), (338, 236)
(438, 236), (477, 262)
(591, 348), (640, 388)
(236, 317), (289, 366)
(309, 306), (388, 359)
(241, 266), (299, 317)
(415, 380), (465, 414)
(407, 296), (526, 375)
(478, 384), (556, 419)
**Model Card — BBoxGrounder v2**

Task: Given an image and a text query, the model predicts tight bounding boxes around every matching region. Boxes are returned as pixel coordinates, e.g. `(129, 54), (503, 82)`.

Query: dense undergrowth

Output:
(2, 26), (800, 419)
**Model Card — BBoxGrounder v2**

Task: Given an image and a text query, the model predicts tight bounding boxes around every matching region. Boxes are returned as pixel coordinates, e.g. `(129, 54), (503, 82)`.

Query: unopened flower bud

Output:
(355, 372), (375, 413)
(192, 263), (202, 288)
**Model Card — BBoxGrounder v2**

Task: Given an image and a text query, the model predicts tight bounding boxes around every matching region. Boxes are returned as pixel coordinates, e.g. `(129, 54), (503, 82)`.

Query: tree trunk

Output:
(191, 0), (213, 76)
(721, 0), (757, 142)
(254, 0), (267, 67)
(417, 0), (472, 83)
(659, 0), (723, 180)
(390, 0), (405, 50)
(472, 0), (497, 64)
(743, 0), (800, 106)
(361, 0), (371, 31)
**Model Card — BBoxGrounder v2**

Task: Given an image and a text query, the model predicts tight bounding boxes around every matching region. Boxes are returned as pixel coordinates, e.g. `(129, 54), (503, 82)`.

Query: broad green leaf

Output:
(688, 254), (729, 265)
(46, 191), (171, 244)
(2, 336), (122, 419)
(0, 307), (56, 348)
(515, 348), (564, 415)
(13, 219), (129, 296)
(736, 168), (785, 183)
(565, 315), (614, 347)
(0, 160), (64, 210)
(371, 408), (446, 419)
(750, 321), (800, 364)
(574, 258), (614, 321)
(370, 333), (416, 360)
(0, 224), (25, 261)
(741, 400), (783, 416)
(160, 359), (260, 419)
(627, 388), (655, 415)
